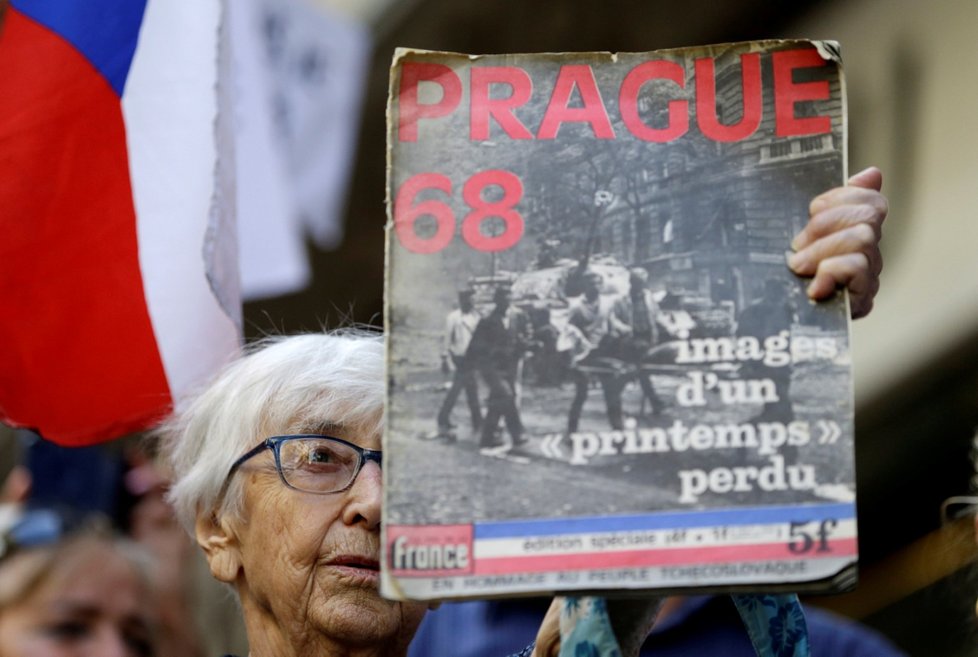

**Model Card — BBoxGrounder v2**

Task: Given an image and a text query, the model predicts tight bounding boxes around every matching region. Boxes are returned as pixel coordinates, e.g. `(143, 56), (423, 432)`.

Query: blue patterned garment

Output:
(224, 594), (811, 657)
(546, 593), (810, 657)
(558, 597), (622, 657)
(732, 593), (811, 657)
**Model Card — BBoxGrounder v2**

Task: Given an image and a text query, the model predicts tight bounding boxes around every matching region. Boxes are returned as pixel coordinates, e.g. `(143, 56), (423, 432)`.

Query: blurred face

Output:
(0, 542), (156, 657)
(223, 422), (427, 653)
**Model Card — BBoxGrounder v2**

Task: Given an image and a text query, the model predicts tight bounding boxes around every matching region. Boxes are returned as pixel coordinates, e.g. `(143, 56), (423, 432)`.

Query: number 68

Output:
(393, 170), (525, 254)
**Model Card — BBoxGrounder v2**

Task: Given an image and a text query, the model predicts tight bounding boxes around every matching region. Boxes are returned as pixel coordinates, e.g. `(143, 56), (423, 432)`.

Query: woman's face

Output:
(0, 542), (156, 657)
(215, 422), (427, 653)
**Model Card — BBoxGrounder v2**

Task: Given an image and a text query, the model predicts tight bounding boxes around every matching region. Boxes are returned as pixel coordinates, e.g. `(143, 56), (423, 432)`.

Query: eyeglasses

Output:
(225, 435), (382, 495)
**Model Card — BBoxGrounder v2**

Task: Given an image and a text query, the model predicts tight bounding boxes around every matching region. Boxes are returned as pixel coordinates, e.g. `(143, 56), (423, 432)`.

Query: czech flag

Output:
(0, 0), (241, 445)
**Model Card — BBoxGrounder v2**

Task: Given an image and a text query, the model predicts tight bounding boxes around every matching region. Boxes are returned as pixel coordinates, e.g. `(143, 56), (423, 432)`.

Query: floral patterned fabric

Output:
(731, 594), (811, 657)
(548, 593), (810, 657)
(559, 597), (622, 657)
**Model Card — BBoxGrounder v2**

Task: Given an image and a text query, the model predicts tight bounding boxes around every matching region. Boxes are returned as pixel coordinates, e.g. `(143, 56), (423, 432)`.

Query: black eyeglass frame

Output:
(225, 434), (383, 495)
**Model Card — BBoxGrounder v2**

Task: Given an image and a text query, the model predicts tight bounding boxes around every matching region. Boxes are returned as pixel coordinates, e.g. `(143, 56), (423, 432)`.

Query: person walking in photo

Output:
(607, 267), (665, 418)
(466, 287), (533, 450)
(565, 271), (621, 433)
(436, 289), (482, 439)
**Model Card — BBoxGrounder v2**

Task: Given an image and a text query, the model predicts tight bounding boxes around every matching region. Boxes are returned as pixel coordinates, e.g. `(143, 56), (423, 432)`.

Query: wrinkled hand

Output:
(788, 166), (887, 319)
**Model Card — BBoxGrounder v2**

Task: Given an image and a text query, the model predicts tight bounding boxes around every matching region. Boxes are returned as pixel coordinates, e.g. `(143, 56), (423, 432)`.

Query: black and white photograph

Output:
(383, 41), (857, 598)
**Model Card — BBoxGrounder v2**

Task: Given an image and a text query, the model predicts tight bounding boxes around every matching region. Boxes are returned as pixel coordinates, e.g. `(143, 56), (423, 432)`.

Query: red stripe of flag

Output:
(0, 8), (171, 444)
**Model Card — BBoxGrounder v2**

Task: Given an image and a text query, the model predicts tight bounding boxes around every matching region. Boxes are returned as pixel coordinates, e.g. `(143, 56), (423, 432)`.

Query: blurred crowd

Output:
(0, 433), (245, 657)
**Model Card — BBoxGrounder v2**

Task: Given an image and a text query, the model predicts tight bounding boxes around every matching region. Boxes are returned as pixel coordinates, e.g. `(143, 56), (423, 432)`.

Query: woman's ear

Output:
(194, 511), (242, 584)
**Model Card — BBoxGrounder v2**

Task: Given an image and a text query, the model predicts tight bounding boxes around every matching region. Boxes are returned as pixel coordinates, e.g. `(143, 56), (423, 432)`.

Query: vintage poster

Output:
(382, 40), (856, 600)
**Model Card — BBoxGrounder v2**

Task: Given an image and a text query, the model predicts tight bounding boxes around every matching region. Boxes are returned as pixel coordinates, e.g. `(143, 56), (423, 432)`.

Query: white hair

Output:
(160, 332), (384, 533)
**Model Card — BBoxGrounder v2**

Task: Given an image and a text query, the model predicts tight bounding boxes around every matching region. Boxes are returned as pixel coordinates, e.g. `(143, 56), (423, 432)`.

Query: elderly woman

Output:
(162, 168), (887, 657)
(163, 333), (433, 657)
(162, 333), (660, 657)
(164, 331), (632, 657)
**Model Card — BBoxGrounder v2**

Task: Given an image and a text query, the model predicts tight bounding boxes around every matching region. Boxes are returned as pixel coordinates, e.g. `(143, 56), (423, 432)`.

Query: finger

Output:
(788, 222), (883, 278)
(809, 186), (888, 223)
(811, 166), (883, 214)
(804, 252), (880, 319)
(797, 165), (887, 250)
(848, 290), (876, 320)
(796, 192), (887, 253)
(847, 165), (883, 191)
(809, 167), (883, 216)
(796, 199), (885, 253)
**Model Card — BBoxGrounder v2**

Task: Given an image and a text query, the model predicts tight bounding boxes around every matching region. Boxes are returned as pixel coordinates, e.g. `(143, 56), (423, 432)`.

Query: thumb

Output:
(847, 166), (883, 191)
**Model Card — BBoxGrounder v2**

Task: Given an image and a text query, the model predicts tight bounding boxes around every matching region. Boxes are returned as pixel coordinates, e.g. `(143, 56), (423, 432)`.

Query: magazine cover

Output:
(383, 40), (855, 601)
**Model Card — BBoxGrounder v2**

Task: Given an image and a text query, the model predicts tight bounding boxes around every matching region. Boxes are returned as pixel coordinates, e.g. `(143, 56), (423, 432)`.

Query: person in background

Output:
(436, 288), (483, 439)
(565, 270), (621, 432)
(124, 449), (209, 657)
(607, 267), (665, 418)
(466, 287), (534, 450)
(0, 443), (206, 657)
(0, 522), (158, 657)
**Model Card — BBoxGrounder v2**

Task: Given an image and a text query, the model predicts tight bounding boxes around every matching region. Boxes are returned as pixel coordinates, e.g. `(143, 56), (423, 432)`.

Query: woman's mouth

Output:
(324, 556), (381, 582)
